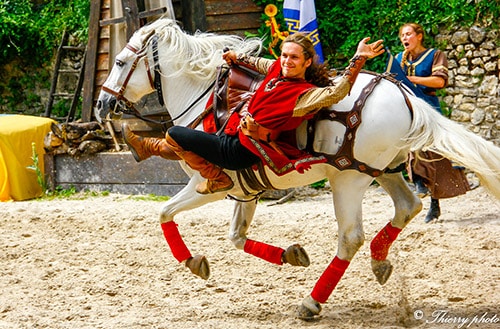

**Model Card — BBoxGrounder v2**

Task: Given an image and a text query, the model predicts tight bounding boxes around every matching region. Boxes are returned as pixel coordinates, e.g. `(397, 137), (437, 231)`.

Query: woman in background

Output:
(396, 22), (470, 223)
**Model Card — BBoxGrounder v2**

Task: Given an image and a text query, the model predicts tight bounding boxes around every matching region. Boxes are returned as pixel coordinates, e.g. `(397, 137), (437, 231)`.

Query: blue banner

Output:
(283, 0), (324, 63)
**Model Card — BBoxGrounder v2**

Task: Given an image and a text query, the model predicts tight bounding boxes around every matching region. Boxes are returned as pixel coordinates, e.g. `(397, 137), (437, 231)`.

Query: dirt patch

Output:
(0, 185), (498, 328)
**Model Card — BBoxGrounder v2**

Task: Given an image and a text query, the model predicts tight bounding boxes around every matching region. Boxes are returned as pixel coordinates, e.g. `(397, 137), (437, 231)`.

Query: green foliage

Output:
(0, 0), (90, 65)
(27, 142), (48, 194)
(310, 179), (327, 189)
(127, 194), (171, 202)
(253, 0), (499, 72)
(0, 0), (89, 115)
(52, 185), (78, 198)
(41, 186), (113, 200)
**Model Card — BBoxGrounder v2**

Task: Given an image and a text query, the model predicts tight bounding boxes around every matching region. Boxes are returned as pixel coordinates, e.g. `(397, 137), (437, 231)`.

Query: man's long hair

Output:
(281, 33), (332, 87)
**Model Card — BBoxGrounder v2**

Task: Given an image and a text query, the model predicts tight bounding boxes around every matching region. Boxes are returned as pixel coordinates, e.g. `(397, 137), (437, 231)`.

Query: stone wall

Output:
(436, 26), (499, 146)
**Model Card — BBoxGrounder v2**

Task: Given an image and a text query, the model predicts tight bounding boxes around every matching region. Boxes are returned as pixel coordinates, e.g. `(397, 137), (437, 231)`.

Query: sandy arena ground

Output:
(0, 183), (499, 329)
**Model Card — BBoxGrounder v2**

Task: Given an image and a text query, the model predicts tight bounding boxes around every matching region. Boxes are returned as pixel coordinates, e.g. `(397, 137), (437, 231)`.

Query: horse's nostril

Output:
(97, 100), (102, 110)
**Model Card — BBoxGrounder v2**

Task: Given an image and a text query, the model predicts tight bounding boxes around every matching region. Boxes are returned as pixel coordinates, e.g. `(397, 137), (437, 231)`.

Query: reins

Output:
(103, 32), (216, 131)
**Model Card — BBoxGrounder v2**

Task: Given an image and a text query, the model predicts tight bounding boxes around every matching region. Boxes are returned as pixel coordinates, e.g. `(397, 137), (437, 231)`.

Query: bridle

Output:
(101, 31), (154, 114)
(101, 31), (216, 128)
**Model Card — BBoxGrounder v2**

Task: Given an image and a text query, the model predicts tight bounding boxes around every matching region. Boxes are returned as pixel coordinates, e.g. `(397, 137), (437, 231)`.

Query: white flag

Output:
(283, 0), (324, 62)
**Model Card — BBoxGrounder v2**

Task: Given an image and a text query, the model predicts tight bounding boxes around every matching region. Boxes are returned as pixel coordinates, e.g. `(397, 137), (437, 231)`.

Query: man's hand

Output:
(222, 50), (237, 65)
(355, 37), (385, 59)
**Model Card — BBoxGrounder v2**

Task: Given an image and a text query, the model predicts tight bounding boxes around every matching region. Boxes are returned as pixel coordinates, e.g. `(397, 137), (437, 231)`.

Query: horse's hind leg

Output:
(370, 172), (422, 285)
(159, 175), (226, 280)
(229, 199), (310, 267)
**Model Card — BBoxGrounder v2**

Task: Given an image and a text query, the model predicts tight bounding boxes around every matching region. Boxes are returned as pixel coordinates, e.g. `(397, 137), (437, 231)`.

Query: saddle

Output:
(212, 64), (265, 131)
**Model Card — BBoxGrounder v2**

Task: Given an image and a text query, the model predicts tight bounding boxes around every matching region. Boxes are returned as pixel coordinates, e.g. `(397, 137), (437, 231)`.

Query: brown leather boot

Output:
(121, 124), (180, 162)
(195, 170), (234, 194)
(165, 133), (234, 194)
(343, 55), (367, 87)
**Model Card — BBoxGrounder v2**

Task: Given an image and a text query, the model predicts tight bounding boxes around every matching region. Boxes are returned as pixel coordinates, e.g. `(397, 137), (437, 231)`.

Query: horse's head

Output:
(95, 17), (263, 125)
(95, 28), (157, 123)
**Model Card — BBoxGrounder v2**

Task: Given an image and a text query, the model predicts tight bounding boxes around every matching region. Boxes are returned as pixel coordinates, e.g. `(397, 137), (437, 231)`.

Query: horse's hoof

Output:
(283, 244), (310, 267)
(296, 295), (322, 321)
(185, 255), (210, 280)
(371, 258), (393, 285)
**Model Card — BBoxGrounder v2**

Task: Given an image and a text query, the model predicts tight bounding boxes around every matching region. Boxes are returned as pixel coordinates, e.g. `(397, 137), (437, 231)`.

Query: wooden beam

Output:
(206, 13), (262, 33)
(82, 0), (102, 122)
(204, 0), (262, 15)
(181, 0), (207, 33)
(122, 0), (140, 39)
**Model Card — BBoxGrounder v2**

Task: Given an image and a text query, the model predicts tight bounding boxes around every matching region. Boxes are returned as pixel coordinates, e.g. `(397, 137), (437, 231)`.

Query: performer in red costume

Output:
(123, 32), (384, 194)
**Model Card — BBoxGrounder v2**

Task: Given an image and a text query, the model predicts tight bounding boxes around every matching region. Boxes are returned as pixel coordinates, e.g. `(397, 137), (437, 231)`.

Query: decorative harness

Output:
(311, 71), (413, 177)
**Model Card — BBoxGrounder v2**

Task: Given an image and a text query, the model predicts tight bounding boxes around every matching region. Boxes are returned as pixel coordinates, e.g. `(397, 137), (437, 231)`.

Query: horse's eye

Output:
(116, 60), (125, 67)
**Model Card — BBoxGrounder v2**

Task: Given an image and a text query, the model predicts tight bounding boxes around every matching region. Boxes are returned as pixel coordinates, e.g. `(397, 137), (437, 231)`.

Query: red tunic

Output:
(223, 61), (327, 175)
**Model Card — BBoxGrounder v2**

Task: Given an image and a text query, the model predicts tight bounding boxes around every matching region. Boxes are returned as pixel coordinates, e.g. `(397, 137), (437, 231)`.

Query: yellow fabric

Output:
(0, 115), (55, 201)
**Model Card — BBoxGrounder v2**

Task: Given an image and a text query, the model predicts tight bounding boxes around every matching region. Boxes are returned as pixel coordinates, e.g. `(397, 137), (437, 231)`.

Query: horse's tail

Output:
(405, 95), (500, 200)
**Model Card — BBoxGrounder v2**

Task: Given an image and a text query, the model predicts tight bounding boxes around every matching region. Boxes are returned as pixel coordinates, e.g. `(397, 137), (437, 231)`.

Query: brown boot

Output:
(165, 133), (234, 194)
(195, 170), (234, 194)
(343, 55), (367, 87)
(121, 124), (180, 162)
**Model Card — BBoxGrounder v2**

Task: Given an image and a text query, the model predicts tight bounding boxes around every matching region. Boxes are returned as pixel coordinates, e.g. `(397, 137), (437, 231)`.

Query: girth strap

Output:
(237, 162), (277, 195)
(317, 73), (386, 177)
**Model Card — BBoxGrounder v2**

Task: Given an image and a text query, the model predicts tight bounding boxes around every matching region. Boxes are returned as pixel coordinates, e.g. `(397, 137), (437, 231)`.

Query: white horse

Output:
(95, 18), (500, 319)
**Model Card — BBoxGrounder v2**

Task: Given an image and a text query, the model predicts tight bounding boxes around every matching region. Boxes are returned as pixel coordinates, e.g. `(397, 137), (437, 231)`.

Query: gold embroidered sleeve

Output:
(292, 76), (351, 117)
(236, 53), (274, 74)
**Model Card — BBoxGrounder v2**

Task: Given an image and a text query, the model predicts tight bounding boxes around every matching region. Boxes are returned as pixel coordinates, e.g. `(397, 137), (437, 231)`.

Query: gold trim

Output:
(411, 48), (434, 66)
(432, 65), (448, 72)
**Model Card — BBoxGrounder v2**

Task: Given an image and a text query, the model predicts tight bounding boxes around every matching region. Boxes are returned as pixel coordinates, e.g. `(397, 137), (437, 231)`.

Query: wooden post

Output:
(81, 0), (169, 122)
(81, 0), (102, 123)
(182, 0), (207, 33)
(122, 0), (140, 39)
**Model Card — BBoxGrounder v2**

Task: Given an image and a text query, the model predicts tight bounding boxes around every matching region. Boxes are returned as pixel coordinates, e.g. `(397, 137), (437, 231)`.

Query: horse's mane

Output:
(131, 18), (263, 82)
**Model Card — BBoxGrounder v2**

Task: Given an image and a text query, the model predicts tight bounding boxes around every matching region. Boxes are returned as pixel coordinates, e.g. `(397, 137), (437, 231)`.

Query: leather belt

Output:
(239, 115), (284, 155)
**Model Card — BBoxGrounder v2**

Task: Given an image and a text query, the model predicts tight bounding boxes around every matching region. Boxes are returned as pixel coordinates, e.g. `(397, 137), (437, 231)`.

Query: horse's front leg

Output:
(298, 172), (372, 320)
(228, 197), (310, 267)
(370, 172), (422, 285)
(159, 173), (227, 280)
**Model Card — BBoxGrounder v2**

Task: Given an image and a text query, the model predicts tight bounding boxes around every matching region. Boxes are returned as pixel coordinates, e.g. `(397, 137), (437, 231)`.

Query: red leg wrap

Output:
(311, 256), (350, 303)
(243, 239), (284, 265)
(370, 222), (402, 261)
(161, 221), (192, 263)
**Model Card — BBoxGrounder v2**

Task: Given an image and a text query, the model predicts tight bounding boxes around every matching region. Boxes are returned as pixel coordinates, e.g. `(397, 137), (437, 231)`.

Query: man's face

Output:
(280, 42), (312, 79)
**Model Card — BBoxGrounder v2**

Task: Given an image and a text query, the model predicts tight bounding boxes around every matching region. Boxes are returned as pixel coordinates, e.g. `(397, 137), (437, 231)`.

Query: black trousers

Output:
(167, 126), (260, 170)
